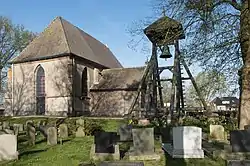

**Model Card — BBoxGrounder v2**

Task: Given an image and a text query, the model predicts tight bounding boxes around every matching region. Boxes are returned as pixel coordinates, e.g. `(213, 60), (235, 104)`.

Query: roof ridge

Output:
(103, 66), (145, 71)
(58, 17), (71, 54)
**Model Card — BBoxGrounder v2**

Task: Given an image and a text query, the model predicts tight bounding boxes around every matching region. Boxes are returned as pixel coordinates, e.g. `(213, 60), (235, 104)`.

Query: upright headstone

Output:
(94, 132), (117, 153)
(13, 124), (24, 133)
(132, 128), (154, 155)
(27, 122), (36, 146)
(47, 127), (57, 145)
(118, 124), (132, 141)
(0, 134), (18, 161)
(76, 119), (85, 137)
(76, 119), (85, 127)
(90, 131), (120, 160)
(161, 127), (172, 144)
(230, 130), (250, 152)
(2, 121), (10, 129)
(129, 128), (160, 160)
(163, 126), (204, 158)
(58, 124), (68, 138)
(210, 125), (225, 141)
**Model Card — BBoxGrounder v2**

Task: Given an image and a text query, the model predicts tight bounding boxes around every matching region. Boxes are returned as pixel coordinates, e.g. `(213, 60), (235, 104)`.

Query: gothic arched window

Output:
(36, 65), (45, 115)
(82, 67), (88, 96)
(36, 66), (45, 97)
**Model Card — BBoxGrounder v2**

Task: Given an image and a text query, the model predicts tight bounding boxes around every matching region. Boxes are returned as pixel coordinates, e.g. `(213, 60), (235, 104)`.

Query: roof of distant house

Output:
(10, 16), (122, 69)
(90, 66), (145, 90)
(211, 97), (239, 107)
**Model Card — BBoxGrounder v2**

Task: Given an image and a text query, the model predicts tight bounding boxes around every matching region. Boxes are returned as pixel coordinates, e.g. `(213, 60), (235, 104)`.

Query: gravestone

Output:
(76, 119), (85, 127)
(118, 124), (132, 141)
(27, 122), (36, 146)
(163, 126), (204, 158)
(13, 124), (24, 132)
(47, 127), (57, 145)
(230, 130), (250, 152)
(76, 126), (85, 137)
(210, 125), (225, 141)
(90, 131), (120, 160)
(161, 127), (172, 144)
(2, 121), (10, 129)
(59, 124), (68, 138)
(227, 160), (250, 166)
(100, 162), (144, 166)
(129, 128), (160, 160)
(0, 134), (18, 161)
(94, 132), (118, 153)
(138, 119), (150, 126)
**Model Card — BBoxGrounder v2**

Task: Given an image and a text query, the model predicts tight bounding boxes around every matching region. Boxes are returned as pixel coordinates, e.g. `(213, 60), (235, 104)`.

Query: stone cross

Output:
(47, 127), (57, 145)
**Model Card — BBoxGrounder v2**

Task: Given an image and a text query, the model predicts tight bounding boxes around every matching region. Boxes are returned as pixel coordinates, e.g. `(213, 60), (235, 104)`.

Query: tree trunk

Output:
(239, 0), (250, 129)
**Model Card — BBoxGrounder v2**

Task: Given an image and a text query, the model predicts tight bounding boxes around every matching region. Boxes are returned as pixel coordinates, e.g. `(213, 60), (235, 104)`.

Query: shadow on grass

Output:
(19, 148), (48, 159)
(57, 139), (71, 144)
(164, 152), (186, 166)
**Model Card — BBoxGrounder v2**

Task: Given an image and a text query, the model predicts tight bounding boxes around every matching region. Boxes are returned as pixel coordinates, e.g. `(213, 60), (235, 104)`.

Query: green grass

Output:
(0, 117), (225, 166)
(0, 135), (225, 166)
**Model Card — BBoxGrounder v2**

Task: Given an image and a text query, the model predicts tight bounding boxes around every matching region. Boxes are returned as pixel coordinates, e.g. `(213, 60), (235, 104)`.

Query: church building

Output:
(4, 16), (144, 117)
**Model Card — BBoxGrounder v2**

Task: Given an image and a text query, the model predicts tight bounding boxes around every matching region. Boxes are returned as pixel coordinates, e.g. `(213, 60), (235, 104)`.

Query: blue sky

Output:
(0, 0), (198, 77)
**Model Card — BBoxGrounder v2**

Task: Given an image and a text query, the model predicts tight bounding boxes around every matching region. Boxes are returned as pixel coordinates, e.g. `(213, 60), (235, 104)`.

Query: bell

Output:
(160, 45), (172, 59)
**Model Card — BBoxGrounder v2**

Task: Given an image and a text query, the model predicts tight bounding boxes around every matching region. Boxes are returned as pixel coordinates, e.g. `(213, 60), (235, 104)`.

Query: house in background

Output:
(210, 97), (239, 111)
(4, 16), (144, 117)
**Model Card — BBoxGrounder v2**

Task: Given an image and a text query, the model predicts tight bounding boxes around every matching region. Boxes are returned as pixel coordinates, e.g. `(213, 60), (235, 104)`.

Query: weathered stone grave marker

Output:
(0, 122), (2, 130)
(76, 119), (85, 137)
(118, 124), (132, 141)
(90, 131), (120, 160)
(13, 124), (24, 132)
(3, 121), (10, 129)
(59, 124), (68, 139)
(128, 128), (160, 161)
(27, 122), (36, 146)
(210, 124), (225, 141)
(47, 127), (57, 145)
(0, 134), (18, 161)
(163, 126), (204, 158)
(230, 130), (250, 152)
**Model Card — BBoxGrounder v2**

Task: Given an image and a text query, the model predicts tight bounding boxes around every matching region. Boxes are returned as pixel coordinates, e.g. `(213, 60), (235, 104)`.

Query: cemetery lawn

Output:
(0, 135), (225, 166)
(0, 117), (226, 166)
